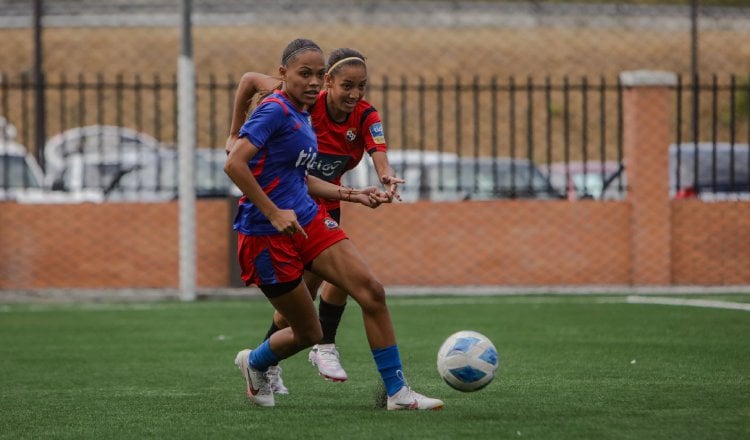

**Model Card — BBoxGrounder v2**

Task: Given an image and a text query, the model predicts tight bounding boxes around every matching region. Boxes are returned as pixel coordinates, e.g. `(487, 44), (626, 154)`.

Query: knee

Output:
(358, 278), (387, 312)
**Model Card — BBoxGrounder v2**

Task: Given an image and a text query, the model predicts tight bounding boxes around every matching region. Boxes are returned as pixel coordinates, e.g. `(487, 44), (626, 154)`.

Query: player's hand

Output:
(352, 186), (390, 208)
(380, 175), (405, 202)
(269, 208), (308, 238)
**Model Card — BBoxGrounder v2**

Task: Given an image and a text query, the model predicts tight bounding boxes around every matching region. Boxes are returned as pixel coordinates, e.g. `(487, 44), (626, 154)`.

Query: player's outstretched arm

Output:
(307, 175), (389, 208)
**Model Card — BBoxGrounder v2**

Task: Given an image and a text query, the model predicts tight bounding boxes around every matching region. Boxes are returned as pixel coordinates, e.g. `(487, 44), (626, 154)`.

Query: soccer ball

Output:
(437, 330), (498, 392)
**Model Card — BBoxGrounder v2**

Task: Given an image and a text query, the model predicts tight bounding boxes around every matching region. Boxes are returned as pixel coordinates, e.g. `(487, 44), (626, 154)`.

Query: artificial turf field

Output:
(1, 293), (748, 439)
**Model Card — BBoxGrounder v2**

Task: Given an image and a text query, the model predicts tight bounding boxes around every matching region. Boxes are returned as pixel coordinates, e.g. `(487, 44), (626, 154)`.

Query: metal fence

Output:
(1, 72), (748, 202)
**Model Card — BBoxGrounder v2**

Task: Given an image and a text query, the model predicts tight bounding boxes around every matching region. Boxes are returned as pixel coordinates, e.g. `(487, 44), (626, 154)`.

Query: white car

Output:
(43, 125), (239, 202)
(0, 117), (48, 202)
(547, 160), (626, 201)
(0, 141), (47, 202)
(344, 149), (562, 202)
(43, 125), (171, 202)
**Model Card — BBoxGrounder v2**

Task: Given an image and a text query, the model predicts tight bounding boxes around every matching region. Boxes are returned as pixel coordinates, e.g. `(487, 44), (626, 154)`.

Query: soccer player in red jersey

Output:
(227, 48), (403, 392)
(225, 38), (442, 410)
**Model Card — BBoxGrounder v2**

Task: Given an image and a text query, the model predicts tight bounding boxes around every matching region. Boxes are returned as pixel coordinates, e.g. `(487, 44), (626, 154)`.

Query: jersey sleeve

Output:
(239, 99), (286, 150)
(361, 109), (388, 155)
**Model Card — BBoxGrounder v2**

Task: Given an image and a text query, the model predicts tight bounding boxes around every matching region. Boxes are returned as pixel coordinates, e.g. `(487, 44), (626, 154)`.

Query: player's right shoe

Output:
(234, 349), (274, 407)
(308, 343), (348, 382)
(386, 386), (444, 411)
(266, 365), (289, 395)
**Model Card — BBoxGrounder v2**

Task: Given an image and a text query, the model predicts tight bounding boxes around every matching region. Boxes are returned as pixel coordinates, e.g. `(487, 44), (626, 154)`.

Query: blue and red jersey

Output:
(307, 89), (388, 211)
(233, 91), (319, 235)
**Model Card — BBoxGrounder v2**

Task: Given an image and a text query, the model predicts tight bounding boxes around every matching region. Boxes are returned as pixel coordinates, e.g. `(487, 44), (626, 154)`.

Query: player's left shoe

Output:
(308, 344), (348, 382)
(386, 386), (444, 411)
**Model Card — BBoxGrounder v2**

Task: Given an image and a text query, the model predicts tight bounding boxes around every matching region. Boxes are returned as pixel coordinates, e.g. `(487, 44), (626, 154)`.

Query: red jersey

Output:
(307, 89), (387, 211)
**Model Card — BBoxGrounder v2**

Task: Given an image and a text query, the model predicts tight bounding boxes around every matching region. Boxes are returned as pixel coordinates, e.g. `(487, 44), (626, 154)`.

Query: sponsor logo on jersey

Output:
(296, 148), (318, 169)
(307, 153), (351, 180)
(369, 122), (385, 144)
(324, 217), (339, 229)
(346, 128), (357, 142)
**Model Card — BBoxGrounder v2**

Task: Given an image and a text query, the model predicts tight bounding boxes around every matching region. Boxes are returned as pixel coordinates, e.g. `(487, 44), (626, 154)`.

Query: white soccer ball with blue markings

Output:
(437, 330), (498, 392)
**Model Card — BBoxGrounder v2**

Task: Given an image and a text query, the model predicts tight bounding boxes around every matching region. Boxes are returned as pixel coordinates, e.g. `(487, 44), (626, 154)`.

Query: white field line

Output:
(626, 295), (750, 312)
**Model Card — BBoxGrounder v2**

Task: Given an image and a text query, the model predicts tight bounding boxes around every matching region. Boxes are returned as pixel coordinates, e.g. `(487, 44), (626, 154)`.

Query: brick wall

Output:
(2, 71), (749, 290)
(0, 200), (233, 288)
(2, 197), (748, 289)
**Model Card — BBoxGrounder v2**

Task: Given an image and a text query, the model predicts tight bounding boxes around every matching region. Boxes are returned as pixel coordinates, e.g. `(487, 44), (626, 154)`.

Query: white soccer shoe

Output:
(386, 386), (444, 411)
(234, 349), (274, 407)
(266, 365), (289, 395)
(308, 344), (348, 382)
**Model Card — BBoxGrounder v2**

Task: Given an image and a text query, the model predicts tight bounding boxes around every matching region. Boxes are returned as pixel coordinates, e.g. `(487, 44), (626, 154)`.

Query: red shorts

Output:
(237, 208), (348, 288)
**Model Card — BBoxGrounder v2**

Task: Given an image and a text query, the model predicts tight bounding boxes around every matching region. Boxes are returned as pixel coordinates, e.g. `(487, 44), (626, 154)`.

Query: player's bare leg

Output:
(236, 281), (321, 406)
(309, 239), (443, 410)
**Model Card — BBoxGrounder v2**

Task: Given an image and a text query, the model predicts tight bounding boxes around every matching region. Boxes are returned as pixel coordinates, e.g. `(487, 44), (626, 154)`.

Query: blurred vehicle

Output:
(547, 142), (749, 202)
(0, 117), (47, 202)
(670, 142), (750, 201)
(158, 147), (241, 198)
(43, 125), (238, 202)
(0, 138), (46, 202)
(344, 149), (562, 202)
(44, 125), (170, 202)
(547, 160), (626, 201)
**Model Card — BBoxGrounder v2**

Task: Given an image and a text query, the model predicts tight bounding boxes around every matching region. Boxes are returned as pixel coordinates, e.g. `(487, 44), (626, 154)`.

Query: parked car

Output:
(0, 141), (46, 202)
(547, 142), (749, 202)
(158, 147), (241, 198)
(43, 125), (168, 201)
(547, 160), (626, 201)
(670, 142), (750, 201)
(43, 125), (238, 201)
(344, 150), (562, 202)
(0, 118), (47, 202)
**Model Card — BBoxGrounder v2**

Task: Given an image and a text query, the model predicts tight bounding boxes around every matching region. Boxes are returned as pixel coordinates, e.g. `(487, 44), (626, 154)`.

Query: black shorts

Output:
(328, 208), (341, 224)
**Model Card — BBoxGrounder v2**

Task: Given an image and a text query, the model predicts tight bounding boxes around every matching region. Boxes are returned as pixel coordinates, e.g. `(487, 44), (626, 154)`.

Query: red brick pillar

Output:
(621, 71), (676, 285)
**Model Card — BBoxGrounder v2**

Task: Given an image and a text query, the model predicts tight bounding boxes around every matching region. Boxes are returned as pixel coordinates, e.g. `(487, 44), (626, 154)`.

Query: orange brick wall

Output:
(340, 201), (632, 286)
(671, 201), (750, 285)
(2, 198), (749, 289)
(0, 200), (233, 289)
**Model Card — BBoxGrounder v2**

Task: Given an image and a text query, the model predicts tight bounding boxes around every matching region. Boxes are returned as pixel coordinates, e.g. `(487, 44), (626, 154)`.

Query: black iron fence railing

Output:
(0, 74), (748, 202)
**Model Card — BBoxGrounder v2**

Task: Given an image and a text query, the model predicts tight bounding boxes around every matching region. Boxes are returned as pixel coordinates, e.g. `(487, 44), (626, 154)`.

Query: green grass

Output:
(1, 294), (749, 439)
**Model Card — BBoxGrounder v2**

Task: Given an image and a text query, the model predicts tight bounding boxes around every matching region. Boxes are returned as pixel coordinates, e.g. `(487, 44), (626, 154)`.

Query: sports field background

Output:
(1, 292), (748, 439)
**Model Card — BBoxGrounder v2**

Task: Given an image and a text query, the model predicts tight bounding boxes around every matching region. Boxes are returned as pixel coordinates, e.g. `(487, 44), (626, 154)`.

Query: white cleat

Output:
(386, 386), (444, 411)
(234, 349), (275, 407)
(308, 344), (348, 382)
(266, 365), (289, 395)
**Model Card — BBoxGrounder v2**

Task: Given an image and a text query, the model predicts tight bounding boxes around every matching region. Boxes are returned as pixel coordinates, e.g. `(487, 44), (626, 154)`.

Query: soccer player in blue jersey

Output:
(225, 38), (443, 410)
(227, 49), (403, 392)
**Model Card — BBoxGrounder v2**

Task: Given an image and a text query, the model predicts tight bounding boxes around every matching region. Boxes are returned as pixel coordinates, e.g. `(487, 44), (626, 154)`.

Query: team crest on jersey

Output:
(324, 217), (339, 229)
(369, 122), (385, 144)
(346, 128), (357, 142)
